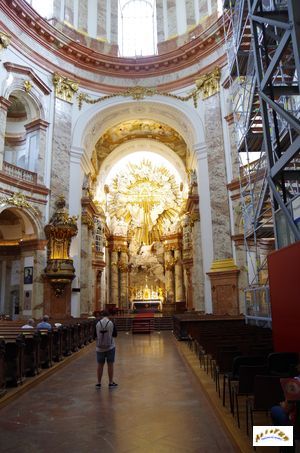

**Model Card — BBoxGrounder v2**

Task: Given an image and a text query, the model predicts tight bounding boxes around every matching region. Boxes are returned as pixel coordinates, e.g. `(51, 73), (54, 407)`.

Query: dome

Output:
(25, 0), (223, 58)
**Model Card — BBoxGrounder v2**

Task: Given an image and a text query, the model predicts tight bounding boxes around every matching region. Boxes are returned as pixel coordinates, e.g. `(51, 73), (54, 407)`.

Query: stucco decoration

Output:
(106, 159), (185, 244)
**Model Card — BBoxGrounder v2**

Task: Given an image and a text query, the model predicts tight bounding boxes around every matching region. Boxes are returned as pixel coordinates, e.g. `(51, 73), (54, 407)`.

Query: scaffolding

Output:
(223, 0), (300, 322)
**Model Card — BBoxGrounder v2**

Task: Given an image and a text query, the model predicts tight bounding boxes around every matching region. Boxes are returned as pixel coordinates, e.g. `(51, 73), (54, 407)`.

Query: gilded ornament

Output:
(0, 32), (11, 50)
(195, 67), (221, 99)
(53, 73), (79, 103)
(0, 192), (39, 216)
(81, 212), (94, 230)
(24, 80), (32, 93)
(77, 75), (214, 110)
(44, 196), (78, 297)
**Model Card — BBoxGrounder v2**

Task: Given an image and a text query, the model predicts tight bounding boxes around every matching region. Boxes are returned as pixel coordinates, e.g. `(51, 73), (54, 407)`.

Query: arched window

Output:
(118, 0), (157, 57)
(25, 0), (53, 18)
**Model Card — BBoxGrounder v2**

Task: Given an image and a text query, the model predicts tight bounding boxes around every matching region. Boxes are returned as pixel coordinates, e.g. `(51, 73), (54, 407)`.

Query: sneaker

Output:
(95, 383), (101, 389)
(109, 382), (118, 388)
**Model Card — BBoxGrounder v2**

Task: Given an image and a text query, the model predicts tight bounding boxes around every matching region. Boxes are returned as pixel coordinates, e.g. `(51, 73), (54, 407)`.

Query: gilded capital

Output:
(195, 67), (221, 99)
(53, 73), (78, 103)
(0, 32), (11, 51)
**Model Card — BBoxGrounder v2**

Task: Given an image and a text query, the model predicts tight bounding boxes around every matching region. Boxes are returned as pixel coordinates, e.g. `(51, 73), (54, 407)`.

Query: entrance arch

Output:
(69, 96), (205, 316)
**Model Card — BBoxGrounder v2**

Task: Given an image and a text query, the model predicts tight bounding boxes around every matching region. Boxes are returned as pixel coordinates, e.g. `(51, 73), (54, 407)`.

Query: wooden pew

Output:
(0, 332), (25, 386)
(0, 338), (6, 396)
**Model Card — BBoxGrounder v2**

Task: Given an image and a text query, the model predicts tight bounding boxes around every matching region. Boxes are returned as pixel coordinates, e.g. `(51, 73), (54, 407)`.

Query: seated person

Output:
(36, 315), (52, 330)
(271, 364), (300, 427)
(21, 318), (35, 329)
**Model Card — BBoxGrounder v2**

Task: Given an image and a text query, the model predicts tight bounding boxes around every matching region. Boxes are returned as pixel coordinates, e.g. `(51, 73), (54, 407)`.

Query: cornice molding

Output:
(1, 0), (226, 83)
(3, 62), (51, 95)
(0, 96), (12, 111)
(24, 118), (50, 132)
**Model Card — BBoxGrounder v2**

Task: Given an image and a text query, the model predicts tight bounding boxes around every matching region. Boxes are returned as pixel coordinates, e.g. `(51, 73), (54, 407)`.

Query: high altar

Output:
(131, 285), (163, 311)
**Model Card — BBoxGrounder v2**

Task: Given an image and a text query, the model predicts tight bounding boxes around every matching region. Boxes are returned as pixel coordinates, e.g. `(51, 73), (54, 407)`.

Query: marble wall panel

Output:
(167, 0), (177, 37)
(186, 0), (196, 27)
(78, 0), (88, 33)
(204, 93), (232, 260)
(97, 0), (107, 39)
(50, 99), (72, 213)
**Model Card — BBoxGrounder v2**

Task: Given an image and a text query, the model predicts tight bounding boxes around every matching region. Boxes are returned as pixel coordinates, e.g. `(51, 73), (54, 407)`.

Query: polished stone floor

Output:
(0, 332), (239, 453)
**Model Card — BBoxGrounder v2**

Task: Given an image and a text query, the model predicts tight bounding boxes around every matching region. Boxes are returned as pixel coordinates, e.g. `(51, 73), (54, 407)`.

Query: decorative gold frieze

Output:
(53, 73), (78, 103)
(78, 69), (220, 110)
(0, 192), (39, 216)
(195, 67), (221, 99)
(24, 80), (32, 93)
(0, 32), (11, 50)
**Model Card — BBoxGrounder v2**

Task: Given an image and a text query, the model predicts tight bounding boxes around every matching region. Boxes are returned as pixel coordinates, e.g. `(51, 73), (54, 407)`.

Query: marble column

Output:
(50, 98), (72, 213)
(53, 0), (62, 19)
(110, 0), (118, 44)
(192, 220), (205, 311)
(0, 97), (11, 170)
(174, 249), (184, 302)
(80, 223), (93, 315)
(32, 248), (47, 320)
(64, 0), (74, 24)
(95, 270), (102, 312)
(186, 0), (196, 27)
(119, 251), (128, 309)
(194, 142), (213, 312)
(167, 0), (177, 37)
(78, 0), (88, 32)
(204, 93), (232, 260)
(165, 250), (175, 302)
(110, 250), (119, 306)
(185, 266), (193, 310)
(156, 0), (165, 43)
(97, 0), (106, 39)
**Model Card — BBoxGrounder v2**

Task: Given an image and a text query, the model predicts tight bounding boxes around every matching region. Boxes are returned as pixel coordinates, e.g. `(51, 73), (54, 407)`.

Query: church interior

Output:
(0, 0), (299, 451)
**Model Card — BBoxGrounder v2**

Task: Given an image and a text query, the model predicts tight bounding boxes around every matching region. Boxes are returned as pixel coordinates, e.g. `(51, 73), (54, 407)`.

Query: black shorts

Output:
(96, 348), (115, 364)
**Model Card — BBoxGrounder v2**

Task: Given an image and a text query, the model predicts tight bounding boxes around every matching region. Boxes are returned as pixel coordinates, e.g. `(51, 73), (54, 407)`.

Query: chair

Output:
(230, 364), (268, 428)
(267, 352), (299, 377)
(246, 375), (284, 436)
(223, 355), (266, 410)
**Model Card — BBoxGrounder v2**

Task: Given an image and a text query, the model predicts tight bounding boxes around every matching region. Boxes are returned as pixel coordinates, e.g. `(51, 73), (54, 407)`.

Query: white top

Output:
(96, 317), (115, 352)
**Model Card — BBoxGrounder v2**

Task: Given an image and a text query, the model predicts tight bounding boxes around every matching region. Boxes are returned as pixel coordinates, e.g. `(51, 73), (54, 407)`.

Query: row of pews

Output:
(0, 318), (97, 398)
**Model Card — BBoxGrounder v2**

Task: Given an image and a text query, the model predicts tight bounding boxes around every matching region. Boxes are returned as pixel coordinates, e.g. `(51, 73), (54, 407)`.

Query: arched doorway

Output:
(0, 203), (43, 319)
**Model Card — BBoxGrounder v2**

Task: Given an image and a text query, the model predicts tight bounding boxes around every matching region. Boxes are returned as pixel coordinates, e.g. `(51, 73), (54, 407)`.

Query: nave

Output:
(0, 332), (238, 453)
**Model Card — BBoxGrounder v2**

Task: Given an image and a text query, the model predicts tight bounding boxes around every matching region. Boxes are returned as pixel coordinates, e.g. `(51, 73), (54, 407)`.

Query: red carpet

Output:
(134, 313), (154, 318)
